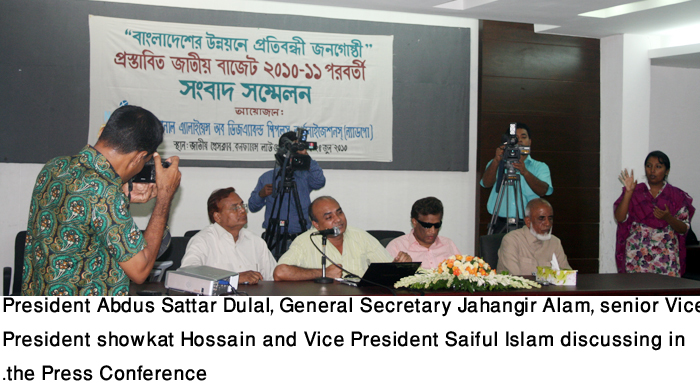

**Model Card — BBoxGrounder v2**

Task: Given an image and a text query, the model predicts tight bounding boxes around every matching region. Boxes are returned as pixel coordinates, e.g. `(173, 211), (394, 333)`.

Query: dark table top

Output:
(131, 273), (700, 296)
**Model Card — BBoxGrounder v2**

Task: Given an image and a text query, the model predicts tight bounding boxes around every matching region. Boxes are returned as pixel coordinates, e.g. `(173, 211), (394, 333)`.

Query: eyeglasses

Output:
(229, 203), (248, 212)
(415, 219), (442, 229)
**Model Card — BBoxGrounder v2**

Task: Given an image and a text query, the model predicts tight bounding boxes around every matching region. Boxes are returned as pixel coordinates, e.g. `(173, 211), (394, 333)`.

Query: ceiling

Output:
(256, 0), (700, 67)
(256, 0), (700, 39)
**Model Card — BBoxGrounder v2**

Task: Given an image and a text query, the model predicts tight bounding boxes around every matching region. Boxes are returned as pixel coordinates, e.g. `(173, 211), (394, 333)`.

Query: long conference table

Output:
(131, 273), (700, 296)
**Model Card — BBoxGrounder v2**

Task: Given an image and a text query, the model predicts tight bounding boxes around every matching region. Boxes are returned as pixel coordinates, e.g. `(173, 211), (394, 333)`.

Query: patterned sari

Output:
(614, 183), (695, 276)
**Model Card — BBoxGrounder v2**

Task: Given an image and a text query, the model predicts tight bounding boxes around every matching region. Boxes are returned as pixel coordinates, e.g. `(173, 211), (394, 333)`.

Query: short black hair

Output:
(410, 197), (444, 220)
(645, 150), (671, 173)
(509, 122), (531, 138)
(98, 105), (164, 155)
(308, 196), (338, 223)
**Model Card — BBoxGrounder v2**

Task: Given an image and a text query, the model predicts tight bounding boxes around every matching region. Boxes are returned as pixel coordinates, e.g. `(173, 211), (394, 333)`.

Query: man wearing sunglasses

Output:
(386, 197), (461, 269)
(181, 187), (277, 284)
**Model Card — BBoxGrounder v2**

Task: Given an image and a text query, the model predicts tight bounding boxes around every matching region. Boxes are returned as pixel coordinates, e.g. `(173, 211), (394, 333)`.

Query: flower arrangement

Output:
(395, 255), (541, 292)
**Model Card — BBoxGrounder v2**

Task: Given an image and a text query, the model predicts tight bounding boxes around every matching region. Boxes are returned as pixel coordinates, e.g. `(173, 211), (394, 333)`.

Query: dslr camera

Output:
(130, 158), (171, 183)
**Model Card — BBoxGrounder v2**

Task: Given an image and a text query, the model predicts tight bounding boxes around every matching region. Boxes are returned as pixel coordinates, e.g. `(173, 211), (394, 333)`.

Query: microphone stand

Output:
(314, 235), (334, 284)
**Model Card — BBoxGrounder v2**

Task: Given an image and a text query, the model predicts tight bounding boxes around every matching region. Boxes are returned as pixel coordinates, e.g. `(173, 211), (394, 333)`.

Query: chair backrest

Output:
(11, 231), (26, 295)
(687, 226), (698, 246)
(184, 230), (200, 238)
(157, 236), (191, 272)
(366, 230), (405, 248)
(3, 267), (11, 296)
(479, 233), (506, 270)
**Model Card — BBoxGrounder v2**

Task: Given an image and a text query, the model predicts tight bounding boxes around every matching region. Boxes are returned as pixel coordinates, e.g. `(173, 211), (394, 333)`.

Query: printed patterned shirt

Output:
(22, 145), (144, 296)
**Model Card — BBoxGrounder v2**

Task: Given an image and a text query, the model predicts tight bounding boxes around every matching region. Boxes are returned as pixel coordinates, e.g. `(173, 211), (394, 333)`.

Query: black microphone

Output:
(311, 227), (341, 236)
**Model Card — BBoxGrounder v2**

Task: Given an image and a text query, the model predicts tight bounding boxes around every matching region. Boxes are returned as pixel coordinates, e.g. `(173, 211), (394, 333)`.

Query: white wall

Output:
(0, 2), (480, 276)
(600, 34), (698, 273)
(599, 35), (625, 273)
(599, 34), (656, 273)
(649, 66), (700, 213)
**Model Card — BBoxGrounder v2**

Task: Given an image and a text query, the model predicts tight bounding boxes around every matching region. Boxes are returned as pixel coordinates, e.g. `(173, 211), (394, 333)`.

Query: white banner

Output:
(88, 16), (393, 162)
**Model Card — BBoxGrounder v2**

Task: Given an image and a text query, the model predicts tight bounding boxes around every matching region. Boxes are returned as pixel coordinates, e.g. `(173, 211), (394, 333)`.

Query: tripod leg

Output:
(290, 182), (308, 232)
(265, 179), (288, 255)
(489, 175), (509, 235)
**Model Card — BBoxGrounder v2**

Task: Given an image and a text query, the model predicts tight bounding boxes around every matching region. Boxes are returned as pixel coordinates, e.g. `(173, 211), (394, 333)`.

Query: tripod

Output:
(263, 154), (308, 259)
(487, 161), (526, 235)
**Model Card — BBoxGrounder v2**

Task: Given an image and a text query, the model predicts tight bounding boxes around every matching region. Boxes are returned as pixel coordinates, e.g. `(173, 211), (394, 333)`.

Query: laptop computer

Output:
(342, 262), (421, 287)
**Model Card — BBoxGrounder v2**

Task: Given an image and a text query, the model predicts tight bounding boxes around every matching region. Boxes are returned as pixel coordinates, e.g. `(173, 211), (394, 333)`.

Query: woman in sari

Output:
(614, 151), (695, 276)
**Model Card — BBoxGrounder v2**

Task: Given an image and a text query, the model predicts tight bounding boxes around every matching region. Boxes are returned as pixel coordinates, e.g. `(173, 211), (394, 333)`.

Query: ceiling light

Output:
(579, 0), (690, 18)
(434, 0), (498, 11)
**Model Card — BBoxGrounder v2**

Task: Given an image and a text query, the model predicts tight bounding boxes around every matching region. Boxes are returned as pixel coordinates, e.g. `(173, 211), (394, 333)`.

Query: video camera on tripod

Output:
(488, 123), (531, 234)
(274, 128), (317, 174)
(499, 123), (531, 177)
(265, 128), (319, 258)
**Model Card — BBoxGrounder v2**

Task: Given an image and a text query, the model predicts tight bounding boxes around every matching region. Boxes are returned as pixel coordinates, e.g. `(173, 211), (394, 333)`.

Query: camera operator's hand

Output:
(123, 182), (156, 203)
(154, 153), (181, 200)
(512, 159), (529, 176)
(494, 145), (505, 163)
(298, 148), (308, 156)
(481, 144), (506, 188)
(514, 158), (550, 197)
(258, 183), (273, 198)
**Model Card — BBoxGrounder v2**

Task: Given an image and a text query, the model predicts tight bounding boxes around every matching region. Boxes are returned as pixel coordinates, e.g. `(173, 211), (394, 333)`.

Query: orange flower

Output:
(465, 256), (474, 262)
(455, 254), (463, 261)
(453, 269), (461, 276)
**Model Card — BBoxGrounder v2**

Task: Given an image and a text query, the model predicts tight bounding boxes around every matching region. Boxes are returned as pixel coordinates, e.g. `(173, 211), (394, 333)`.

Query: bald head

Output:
(525, 198), (552, 217)
(308, 196), (339, 223)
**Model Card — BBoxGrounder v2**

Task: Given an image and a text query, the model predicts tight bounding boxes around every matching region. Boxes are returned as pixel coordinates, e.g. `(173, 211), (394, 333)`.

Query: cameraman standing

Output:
(480, 123), (552, 233)
(248, 131), (326, 253)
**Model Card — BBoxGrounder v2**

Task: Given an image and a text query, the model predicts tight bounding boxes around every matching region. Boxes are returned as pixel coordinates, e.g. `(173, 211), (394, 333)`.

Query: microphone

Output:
(312, 227), (339, 284)
(311, 227), (341, 237)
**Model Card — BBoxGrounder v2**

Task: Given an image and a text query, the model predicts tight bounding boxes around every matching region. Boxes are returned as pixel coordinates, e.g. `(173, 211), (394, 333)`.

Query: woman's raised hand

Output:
(618, 169), (637, 192)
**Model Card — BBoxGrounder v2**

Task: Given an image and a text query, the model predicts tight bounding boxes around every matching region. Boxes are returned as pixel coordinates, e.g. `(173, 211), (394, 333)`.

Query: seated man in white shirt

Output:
(180, 187), (277, 284)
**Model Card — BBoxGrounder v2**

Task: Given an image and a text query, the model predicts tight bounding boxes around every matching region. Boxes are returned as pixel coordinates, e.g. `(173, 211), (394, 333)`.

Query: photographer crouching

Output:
(248, 129), (326, 258)
(480, 123), (553, 234)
